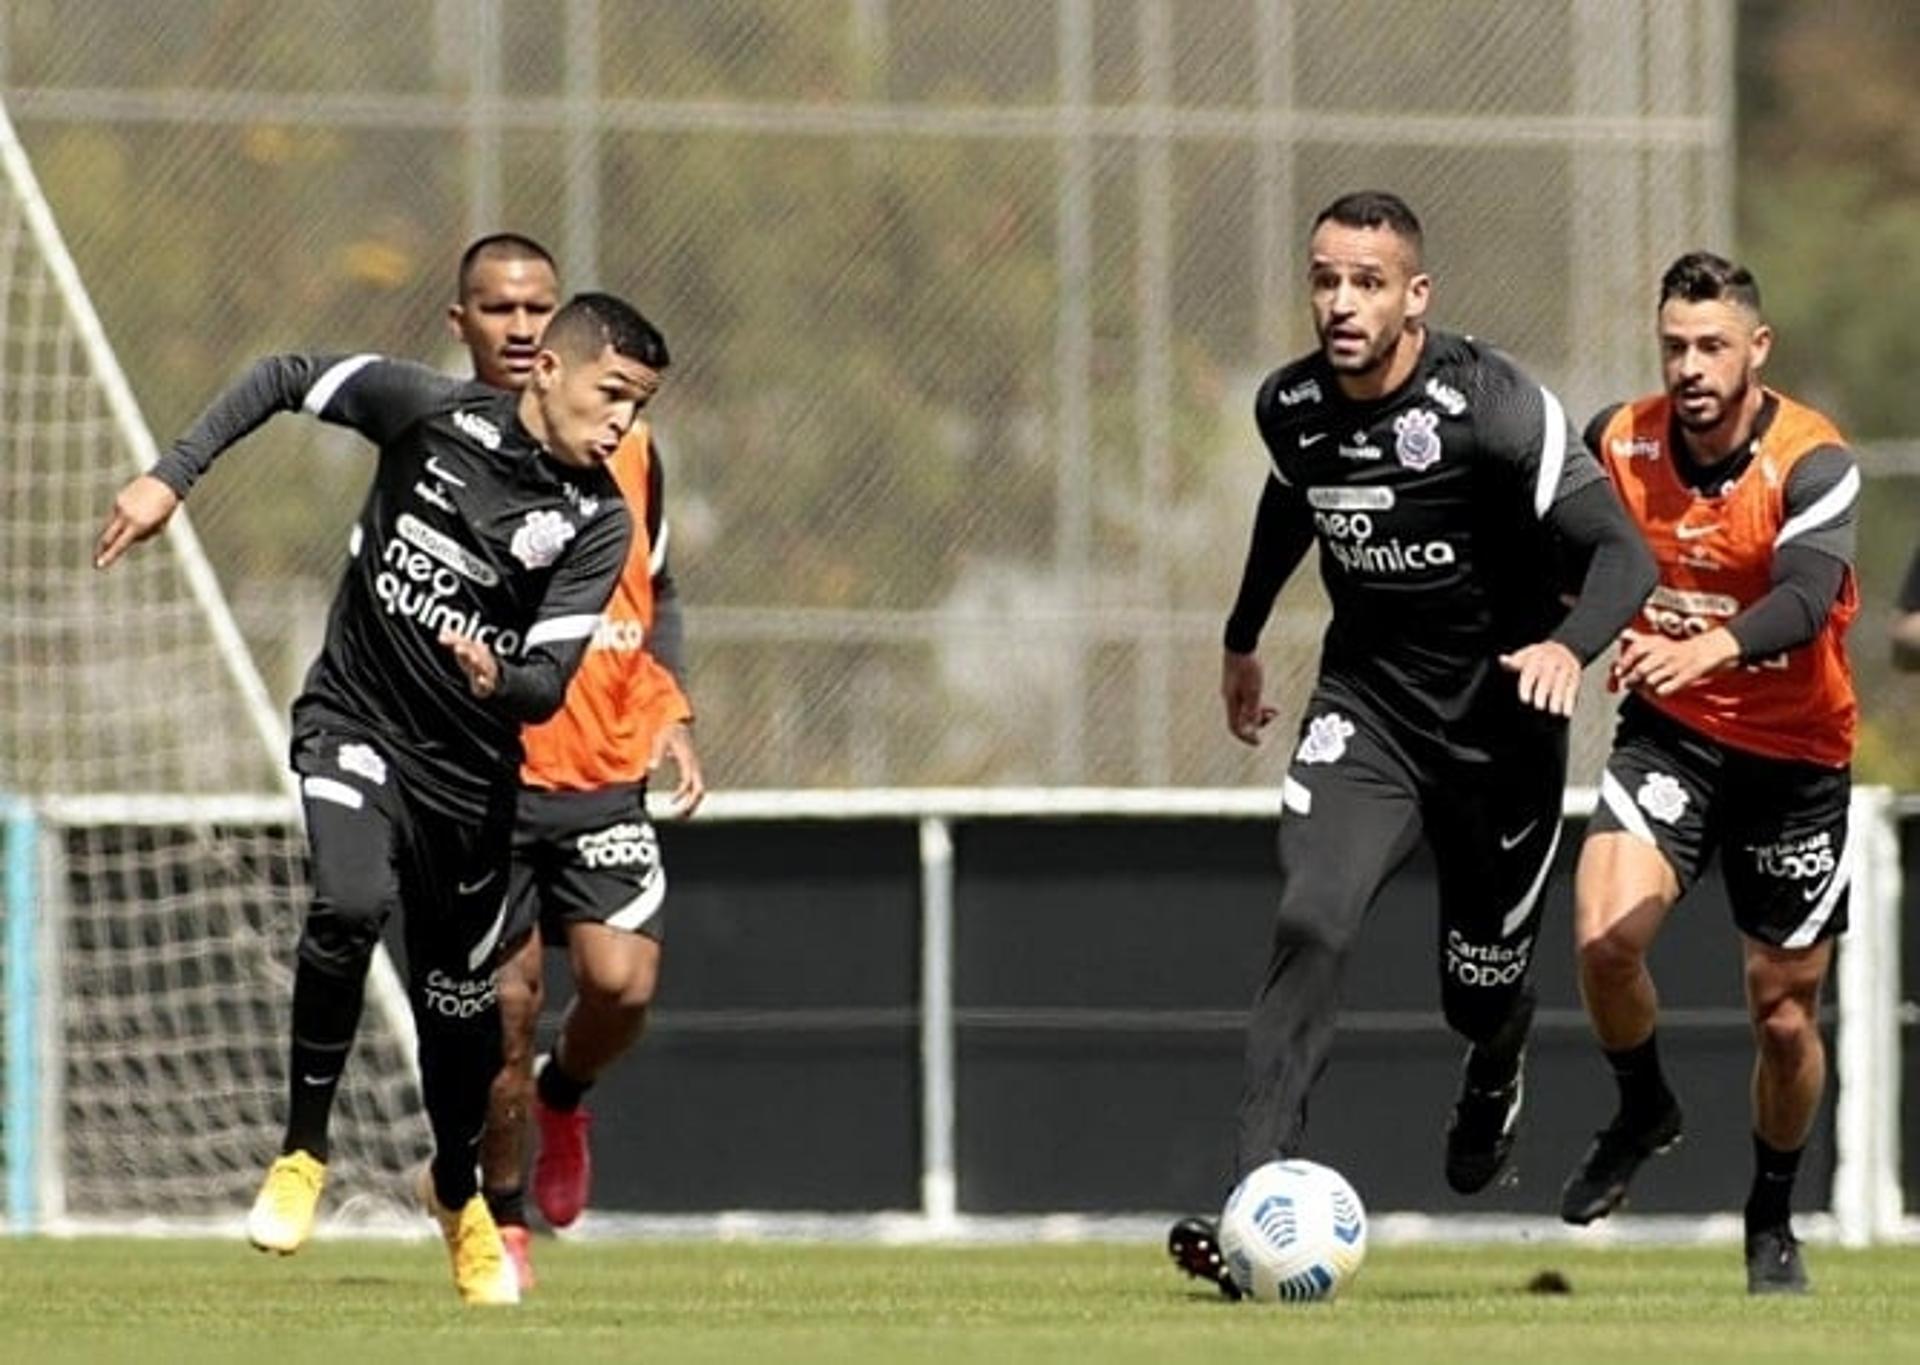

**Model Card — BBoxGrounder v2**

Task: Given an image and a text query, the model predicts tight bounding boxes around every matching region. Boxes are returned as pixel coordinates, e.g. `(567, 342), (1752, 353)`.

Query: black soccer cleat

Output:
(1559, 1099), (1683, 1225)
(1445, 988), (1535, 1195)
(1445, 1069), (1525, 1194)
(1167, 1216), (1242, 1301)
(1745, 1223), (1810, 1295)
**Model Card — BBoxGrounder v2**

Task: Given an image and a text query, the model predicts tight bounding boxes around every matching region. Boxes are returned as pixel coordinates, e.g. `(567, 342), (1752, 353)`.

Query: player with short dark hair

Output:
(94, 288), (666, 1305)
(445, 238), (705, 1292)
(1169, 190), (1657, 1298)
(1558, 252), (1859, 1296)
(450, 233), (562, 392)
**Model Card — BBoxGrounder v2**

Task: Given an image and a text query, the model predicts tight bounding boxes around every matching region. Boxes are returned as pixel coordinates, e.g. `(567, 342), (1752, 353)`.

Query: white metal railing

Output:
(10, 786), (1909, 1243)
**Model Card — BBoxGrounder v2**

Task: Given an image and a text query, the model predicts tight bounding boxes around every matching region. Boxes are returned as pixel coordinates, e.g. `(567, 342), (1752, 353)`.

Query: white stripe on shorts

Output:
(1780, 830), (1852, 950)
(1600, 769), (1658, 847)
(605, 872), (667, 933)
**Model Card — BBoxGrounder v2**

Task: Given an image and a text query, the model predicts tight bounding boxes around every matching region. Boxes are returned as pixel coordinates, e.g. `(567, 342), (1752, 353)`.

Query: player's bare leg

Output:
(483, 932), (544, 1290)
(533, 923), (660, 1227)
(1740, 936), (1830, 1294)
(1561, 832), (1685, 1224)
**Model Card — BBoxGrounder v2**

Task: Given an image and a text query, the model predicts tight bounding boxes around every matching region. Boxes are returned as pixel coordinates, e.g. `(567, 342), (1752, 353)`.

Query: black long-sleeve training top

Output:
(153, 353), (632, 818)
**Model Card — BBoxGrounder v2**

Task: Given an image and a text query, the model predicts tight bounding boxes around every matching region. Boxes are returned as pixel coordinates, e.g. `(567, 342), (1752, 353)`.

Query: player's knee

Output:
(297, 893), (391, 978)
(577, 953), (657, 1015)
(1750, 988), (1818, 1062)
(1575, 918), (1647, 985)
(568, 929), (660, 1013)
(1269, 893), (1361, 959)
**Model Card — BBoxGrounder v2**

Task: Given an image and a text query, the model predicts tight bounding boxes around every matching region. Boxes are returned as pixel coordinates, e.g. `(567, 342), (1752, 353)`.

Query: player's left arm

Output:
(1484, 373), (1656, 715)
(638, 438), (704, 814)
(445, 502), (634, 722)
(643, 437), (688, 685)
(1618, 445), (1858, 695)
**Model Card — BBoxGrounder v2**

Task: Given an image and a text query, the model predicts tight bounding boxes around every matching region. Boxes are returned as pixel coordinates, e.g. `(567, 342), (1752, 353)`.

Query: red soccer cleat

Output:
(532, 1097), (593, 1229)
(499, 1223), (536, 1292)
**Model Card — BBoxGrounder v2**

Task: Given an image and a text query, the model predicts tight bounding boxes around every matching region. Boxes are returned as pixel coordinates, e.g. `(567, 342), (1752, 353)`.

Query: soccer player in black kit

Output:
(94, 292), (668, 1306)
(1169, 192), (1656, 1297)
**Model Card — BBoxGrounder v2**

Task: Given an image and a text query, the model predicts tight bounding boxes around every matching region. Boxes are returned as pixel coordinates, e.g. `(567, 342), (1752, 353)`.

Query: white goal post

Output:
(0, 97), (427, 1230)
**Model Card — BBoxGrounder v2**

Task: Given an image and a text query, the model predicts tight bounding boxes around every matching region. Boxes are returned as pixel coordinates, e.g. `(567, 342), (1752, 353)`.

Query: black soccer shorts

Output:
(502, 782), (667, 950)
(1278, 685), (1566, 998)
(293, 728), (516, 1012)
(1589, 698), (1851, 949)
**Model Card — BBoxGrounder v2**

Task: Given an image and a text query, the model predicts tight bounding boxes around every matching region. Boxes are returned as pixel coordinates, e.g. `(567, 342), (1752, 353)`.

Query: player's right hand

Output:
(94, 474), (180, 569)
(1222, 650), (1278, 746)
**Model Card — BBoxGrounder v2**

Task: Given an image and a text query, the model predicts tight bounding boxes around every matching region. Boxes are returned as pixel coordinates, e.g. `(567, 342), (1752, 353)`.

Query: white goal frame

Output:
(0, 96), (423, 1230)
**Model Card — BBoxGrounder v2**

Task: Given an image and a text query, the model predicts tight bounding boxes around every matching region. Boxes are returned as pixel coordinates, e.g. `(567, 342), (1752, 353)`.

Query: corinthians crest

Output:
(1393, 408), (1442, 471)
(510, 508), (578, 569)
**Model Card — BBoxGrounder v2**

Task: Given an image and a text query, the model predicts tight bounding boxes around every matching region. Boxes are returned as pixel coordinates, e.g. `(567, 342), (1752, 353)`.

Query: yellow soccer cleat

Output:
(418, 1170), (521, 1306)
(247, 1150), (327, 1254)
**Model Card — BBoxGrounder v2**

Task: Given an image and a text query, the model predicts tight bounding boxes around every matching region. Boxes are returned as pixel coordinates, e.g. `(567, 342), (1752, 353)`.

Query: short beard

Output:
(1320, 328), (1394, 376)
(1672, 370), (1750, 432)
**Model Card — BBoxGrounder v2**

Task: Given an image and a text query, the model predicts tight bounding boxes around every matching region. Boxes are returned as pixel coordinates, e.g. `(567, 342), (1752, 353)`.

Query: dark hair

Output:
(456, 233), (557, 300)
(542, 292), (671, 370)
(1312, 191), (1424, 259)
(1659, 251), (1761, 313)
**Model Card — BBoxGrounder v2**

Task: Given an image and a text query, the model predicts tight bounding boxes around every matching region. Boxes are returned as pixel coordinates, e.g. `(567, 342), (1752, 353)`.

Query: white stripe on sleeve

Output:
(1774, 465), (1860, 548)
(300, 775), (365, 810)
(649, 520), (671, 577)
(525, 613), (602, 648)
(302, 353), (382, 415)
(1534, 386), (1568, 518)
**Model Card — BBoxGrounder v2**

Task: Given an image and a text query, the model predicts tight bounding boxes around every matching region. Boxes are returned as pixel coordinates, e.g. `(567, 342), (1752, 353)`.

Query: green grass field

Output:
(2, 1238), (1916, 1364)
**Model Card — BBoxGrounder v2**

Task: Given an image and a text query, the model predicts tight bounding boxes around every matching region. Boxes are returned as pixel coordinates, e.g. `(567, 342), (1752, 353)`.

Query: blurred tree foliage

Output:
(3, 0), (1914, 783)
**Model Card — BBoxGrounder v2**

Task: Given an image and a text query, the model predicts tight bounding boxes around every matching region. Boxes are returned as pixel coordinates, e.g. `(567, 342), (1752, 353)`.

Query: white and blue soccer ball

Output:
(1218, 1158), (1368, 1303)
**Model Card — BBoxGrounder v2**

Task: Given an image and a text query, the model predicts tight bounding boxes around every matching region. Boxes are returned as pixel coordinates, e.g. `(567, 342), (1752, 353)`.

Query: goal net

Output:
(0, 101), (428, 1231)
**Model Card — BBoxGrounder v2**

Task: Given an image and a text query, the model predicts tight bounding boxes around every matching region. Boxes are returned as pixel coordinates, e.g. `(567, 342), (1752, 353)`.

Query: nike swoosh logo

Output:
(1675, 523), (1721, 541)
(1298, 432), (1328, 447)
(1499, 820), (1539, 851)
(456, 869), (498, 896)
(1801, 878), (1832, 904)
(301, 1073), (338, 1086)
(425, 456), (467, 487)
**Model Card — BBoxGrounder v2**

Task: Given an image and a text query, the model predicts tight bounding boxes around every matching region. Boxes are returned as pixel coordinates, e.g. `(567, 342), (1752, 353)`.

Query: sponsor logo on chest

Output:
(452, 410), (502, 450)
(1337, 431), (1383, 462)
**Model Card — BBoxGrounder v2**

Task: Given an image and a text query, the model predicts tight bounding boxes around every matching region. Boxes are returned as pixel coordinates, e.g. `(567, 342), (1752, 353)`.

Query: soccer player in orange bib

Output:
(1560, 252), (1859, 1295)
(446, 235), (705, 1291)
